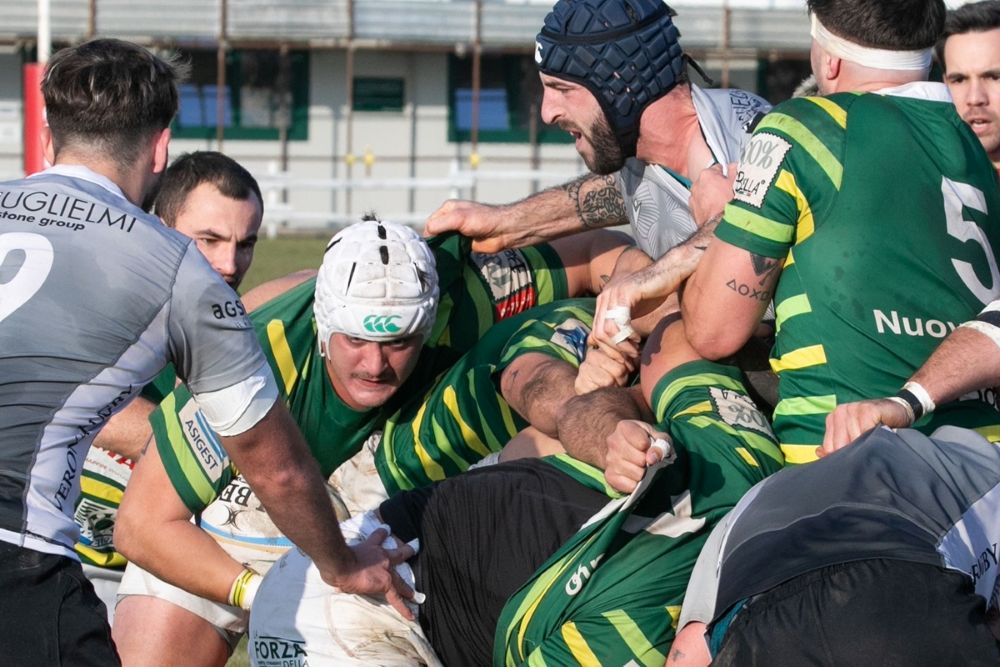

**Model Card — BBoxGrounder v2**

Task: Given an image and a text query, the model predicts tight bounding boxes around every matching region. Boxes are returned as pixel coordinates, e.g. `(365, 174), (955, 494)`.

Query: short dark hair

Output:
(42, 38), (185, 169)
(154, 152), (263, 227)
(807, 0), (945, 50)
(936, 1), (1000, 70)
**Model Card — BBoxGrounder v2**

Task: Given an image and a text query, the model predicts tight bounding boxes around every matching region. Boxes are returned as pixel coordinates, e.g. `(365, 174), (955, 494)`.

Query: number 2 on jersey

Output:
(0, 232), (54, 325)
(942, 177), (1000, 306)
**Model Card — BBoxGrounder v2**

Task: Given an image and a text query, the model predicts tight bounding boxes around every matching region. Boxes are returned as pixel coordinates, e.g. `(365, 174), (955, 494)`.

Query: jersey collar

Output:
(30, 164), (129, 202)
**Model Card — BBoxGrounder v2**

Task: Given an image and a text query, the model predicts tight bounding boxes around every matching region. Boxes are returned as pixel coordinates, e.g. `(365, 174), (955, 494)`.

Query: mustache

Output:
(351, 371), (395, 382)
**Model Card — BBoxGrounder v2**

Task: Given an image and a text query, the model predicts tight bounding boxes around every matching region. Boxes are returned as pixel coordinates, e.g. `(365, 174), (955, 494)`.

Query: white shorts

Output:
(117, 561), (247, 651)
(249, 511), (441, 667)
(327, 431), (391, 518)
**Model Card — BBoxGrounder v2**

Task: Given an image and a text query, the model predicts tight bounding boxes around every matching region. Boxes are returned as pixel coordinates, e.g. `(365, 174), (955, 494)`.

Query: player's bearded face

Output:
(583, 112), (626, 175)
(324, 333), (423, 410)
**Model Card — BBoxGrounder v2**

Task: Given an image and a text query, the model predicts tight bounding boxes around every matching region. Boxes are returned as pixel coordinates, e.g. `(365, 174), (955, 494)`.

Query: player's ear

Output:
(151, 127), (171, 175)
(40, 125), (55, 166)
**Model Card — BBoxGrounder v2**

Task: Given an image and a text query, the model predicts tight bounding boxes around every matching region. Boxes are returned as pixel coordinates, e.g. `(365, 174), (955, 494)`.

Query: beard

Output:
(584, 113), (627, 175)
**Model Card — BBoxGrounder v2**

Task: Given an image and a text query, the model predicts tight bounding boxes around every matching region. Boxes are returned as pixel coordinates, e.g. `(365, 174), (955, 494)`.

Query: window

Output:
(354, 77), (405, 112)
(448, 53), (572, 144)
(173, 49), (309, 140)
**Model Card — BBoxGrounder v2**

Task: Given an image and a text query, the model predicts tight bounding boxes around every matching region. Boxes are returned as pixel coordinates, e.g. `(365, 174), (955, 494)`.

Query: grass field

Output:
(239, 235), (330, 294)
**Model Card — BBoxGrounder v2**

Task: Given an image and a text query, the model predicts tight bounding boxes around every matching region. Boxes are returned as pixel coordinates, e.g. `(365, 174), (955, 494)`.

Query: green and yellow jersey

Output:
(152, 233), (573, 514)
(495, 360), (784, 665)
(718, 83), (1000, 463)
(376, 299), (594, 495)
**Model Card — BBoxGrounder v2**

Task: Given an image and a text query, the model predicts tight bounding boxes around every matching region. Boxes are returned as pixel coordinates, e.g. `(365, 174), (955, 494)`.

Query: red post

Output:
(23, 62), (46, 176)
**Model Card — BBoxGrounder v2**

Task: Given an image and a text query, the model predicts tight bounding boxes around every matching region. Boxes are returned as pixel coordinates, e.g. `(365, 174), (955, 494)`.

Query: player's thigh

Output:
(114, 595), (232, 667)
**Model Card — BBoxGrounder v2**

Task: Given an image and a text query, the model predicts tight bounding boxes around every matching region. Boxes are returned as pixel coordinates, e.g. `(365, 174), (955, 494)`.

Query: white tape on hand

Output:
(648, 435), (674, 465)
(605, 306), (634, 345)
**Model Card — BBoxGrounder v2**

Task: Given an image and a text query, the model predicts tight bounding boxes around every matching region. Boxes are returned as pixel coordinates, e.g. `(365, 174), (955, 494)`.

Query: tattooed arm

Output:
(423, 173), (627, 253)
(681, 236), (782, 360)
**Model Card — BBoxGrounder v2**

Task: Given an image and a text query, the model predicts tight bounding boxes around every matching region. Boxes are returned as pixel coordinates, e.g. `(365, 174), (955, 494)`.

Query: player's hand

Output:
(818, 399), (911, 458)
(424, 200), (511, 253)
(689, 162), (737, 227)
(575, 344), (637, 395)
(592, 262), (677, 350)
(323, 528), (416, 620)
(603, 420), (672, 493)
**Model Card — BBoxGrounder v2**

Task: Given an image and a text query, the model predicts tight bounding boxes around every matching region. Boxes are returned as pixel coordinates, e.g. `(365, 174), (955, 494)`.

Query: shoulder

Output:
(241, 269), (317, 313)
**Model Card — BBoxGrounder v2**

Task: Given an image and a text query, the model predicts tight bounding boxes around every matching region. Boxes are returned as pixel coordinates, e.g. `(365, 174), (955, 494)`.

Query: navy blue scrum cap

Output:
(535, 0), (685, 158)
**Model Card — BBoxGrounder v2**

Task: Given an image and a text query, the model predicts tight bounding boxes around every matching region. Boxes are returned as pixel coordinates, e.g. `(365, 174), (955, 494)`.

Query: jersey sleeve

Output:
(496, 300), (594, 373)
(717, 96), (848, 259)
(149, 384), (236, 515)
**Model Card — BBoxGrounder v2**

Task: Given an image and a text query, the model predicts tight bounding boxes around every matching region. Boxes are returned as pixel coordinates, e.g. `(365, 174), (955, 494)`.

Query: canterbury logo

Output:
(363, 314), (402, 334)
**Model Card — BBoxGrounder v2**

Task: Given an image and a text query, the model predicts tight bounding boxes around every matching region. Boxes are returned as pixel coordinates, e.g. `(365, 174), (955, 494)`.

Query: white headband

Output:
(810, 13), (932, 72)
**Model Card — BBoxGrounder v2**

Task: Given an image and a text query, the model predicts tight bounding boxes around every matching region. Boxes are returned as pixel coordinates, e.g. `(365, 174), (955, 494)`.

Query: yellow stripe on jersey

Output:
(804, 96), (848, 129)
(774, 293), (812, 334)
(686, 416), (783, 466)
(974, 424), (1000, 442)
(266, 320), (298, 397)
(673, 401), (713, 418)
(757, 112), (843, 189)
(442, 386), (492, 459)
(781, 443), (821, 465)
(75, 543), (127, 568)
(80, 476), (122, 505)
(410, 400), (447, 482)
(521, 245), (556, 305)
(667, 606), (682, 629)
(774, 170), (816, 243)
(561, 622), (601, 666)
(160, 393), (218, 506)
(770, 344), (827, 373)
(773, 394), (837, 417)
(723, 206), (795, 245)
(652, 372), (746, 423)
(464, 265), (495, 334)
(602, 609), (665, 666)
(736, 447), (760, 468)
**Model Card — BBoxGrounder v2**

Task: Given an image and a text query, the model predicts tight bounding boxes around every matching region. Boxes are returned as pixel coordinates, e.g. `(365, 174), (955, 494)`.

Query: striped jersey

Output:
(494, 361), (783, 666)
(376, 299), (594, 495)
(717, 82), (1000, 464)
(152, 233), (571, 514)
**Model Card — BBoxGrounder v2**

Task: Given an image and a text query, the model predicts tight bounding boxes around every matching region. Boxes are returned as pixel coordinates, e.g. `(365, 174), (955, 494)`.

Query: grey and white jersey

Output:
(688, 426), (1000, 626)
(0, 165), (274, 558)
(618, 86), (771, 259)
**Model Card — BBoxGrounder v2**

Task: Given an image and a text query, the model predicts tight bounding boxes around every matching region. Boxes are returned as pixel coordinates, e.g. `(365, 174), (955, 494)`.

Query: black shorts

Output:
(379, 458), (609, 667)
(713, 558), (1000, 667)
(0, 541), (119, 666)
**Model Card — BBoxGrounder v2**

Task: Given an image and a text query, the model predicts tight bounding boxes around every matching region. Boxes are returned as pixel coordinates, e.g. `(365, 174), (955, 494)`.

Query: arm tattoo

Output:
(563, 174), (627, 229)
(749, 252), (781, 285)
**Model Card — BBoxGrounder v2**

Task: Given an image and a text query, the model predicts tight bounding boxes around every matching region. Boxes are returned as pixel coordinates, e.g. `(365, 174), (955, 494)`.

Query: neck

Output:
(53, 145), (149, 208)
(634, 85), (711, 180)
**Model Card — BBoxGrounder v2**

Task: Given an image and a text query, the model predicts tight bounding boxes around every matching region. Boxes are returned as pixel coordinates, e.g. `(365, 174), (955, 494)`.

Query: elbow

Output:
(685, 324), (744, 361)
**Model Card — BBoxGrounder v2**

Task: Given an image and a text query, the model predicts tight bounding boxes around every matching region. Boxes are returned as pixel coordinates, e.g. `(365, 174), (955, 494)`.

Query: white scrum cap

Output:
(314, 219), (439, 353)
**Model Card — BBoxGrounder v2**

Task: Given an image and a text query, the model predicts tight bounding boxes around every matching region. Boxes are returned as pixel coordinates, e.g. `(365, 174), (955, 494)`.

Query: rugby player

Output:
(247, 318), (783, 666)
(937, 1), (1000, 177)
(424, 0), (771, 347)
(113, 219), (637, 665)
(73, 150), (264, 623)
(0, 39), (400, 665)
(670, 424), (1000, 667)
(683, 0), (1000, 464)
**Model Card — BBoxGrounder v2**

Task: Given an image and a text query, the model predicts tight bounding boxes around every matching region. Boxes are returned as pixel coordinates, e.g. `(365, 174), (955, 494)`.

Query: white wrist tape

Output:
(902, 381), (936, 417)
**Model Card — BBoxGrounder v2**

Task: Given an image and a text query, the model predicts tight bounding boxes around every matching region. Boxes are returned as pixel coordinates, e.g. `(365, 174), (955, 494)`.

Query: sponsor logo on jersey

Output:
(179, 399), (227, 482)
(363, 314), (402, 334)
(553, 319), (590, 362)
(565, 555), (604, 596)
(74, 499), (117, 550)
(211, 300), (252, 329)
(710, 387), (775, 438)
(734, 132), (792, 208)
(471, 248), (537, 320)
(0, 188), (139, 233)
(873, 309), (958, 339)
(252, 635), (308, 667)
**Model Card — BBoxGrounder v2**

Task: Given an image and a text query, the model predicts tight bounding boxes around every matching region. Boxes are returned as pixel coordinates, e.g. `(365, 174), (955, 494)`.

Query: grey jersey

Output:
(688, 426), (1000, 626)
(0, 165), (271, 558)
(618, 86), (770, 259)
